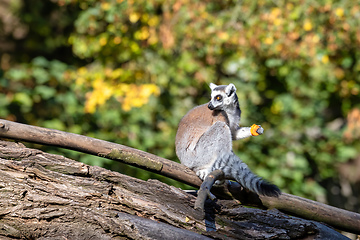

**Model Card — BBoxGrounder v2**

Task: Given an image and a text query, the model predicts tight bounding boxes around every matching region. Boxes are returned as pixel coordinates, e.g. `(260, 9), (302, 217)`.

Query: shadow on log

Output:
(0, 140), (350, 239)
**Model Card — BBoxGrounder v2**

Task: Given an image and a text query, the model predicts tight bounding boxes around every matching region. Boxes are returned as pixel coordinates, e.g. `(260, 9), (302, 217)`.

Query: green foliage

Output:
(1, 0), (360, 204)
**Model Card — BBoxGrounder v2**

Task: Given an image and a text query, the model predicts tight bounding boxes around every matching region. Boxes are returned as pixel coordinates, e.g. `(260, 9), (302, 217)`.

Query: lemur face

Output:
(208, 83), (237, 110)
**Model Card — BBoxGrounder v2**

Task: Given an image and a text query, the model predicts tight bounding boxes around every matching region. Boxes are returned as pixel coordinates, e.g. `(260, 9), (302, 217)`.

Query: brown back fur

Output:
(175, 103), (229, 153)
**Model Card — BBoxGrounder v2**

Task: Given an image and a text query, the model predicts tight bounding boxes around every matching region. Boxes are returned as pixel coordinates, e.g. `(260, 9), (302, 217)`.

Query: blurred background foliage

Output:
(0, 0), (360, 212)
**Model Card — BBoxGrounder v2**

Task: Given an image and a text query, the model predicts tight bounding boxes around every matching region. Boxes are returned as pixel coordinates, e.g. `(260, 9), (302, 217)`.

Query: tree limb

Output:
(0, 119), (359, 234)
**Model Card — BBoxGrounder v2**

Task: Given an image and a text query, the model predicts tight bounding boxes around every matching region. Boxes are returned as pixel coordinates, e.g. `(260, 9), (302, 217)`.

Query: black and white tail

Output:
(211, 153), (281, 197)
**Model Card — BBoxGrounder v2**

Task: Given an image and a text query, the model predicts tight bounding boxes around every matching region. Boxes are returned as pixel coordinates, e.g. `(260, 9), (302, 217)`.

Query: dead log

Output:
(0, 119), (201, 188)
(0, 119), (359, 235)
(0, 140), (350, 239)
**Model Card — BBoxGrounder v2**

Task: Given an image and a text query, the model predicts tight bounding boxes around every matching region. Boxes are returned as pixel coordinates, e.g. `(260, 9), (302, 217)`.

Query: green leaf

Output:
(43, 119), (66, 131)
(13, 92), (33, 107)
(32, 57), (49, 68)
(34, 85), (56, 100)
(32, 68), (50, 84)
(337, 146), (357, 162)
(265, 58), (283, 68)
(6, 69), (29, 81)
(341, 57), (353, 69)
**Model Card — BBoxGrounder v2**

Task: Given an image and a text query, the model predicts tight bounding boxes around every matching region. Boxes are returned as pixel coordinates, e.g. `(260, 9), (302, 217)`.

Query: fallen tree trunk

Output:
(0, 140), (350, 239)
(0, 119), (202, 187)
(0, 119), (359, 235)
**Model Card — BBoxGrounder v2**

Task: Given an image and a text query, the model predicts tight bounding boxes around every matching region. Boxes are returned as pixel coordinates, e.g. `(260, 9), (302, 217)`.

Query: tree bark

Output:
(0, 140), (351, 239)
(0, 119), (359, 235)
(0, 119), (202, 188)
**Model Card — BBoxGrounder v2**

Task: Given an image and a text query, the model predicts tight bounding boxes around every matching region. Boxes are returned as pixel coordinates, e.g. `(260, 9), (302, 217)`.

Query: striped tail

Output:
(211, 153), (281, 197)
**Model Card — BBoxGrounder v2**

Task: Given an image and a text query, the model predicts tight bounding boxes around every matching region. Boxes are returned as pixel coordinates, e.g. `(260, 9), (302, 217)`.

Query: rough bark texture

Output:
(1, 119), (359, 235)
(0, 119), (202, 188)
(0, 140), (350, 239)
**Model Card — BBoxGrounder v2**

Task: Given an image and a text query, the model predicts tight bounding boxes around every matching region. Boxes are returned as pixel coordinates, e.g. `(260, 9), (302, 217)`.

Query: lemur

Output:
(175, 83), (280, 197)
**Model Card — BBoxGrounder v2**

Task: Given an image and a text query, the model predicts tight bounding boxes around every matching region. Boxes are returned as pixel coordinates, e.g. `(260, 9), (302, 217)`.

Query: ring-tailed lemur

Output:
(175, 83), (280, 197)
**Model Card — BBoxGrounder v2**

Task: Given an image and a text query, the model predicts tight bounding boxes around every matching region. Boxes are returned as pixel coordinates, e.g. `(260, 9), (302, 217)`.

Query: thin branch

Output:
(0, 119), (359, 234)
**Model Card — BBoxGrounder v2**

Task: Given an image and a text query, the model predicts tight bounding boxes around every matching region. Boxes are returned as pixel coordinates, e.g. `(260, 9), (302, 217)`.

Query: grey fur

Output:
(175, 83), (280, 197)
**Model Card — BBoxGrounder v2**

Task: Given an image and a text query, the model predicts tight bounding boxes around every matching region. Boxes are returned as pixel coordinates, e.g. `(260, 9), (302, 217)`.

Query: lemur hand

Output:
(250, 124), (264, 136)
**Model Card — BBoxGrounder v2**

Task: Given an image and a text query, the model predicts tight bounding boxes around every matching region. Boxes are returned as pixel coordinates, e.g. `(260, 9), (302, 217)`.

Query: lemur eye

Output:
(215, 95), (222, 101)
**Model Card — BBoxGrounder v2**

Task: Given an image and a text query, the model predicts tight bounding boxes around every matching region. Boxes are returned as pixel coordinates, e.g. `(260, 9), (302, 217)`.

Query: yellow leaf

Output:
(185, 216), (190, 223)
(122, 101), (131, 112)
(148, 16), (159, 27)
(321, 55), (329, 64)
(129, 12), (140, 23)
(141, 27), (150, 39)
(84, 79), (114, 113)
(271, 8), (281, 18)
(76, 77), (85, 86)
(135, 27), (150, 40)
(78, 67), (87, 75)
(115, 84), (160, 111)
(264, 37), (274, 45)
(274, 18), (283, 26)
(312, 35), (320, 43)
(132, 97), (145, 107)
(218, 32), (229, 41)
(335, 8), (344, 17)
(111, 68), (123, 79)
(99, 37), (107, 46)
(101, 2), (110, 11)
(303, 20), (312, 31)
(148, 28), (158, 45)
(286, 3), (294, 10)
(85, 92), (96, 113)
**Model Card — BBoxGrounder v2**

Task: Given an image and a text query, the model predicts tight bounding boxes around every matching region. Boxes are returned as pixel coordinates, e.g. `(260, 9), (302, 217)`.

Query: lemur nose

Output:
(208, 102), (215, 110)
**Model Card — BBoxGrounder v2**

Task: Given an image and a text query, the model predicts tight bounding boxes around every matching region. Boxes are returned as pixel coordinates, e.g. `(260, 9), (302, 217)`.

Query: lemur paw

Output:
(197, 169), (225, 185)
(251, 124), (264, 136)
(196, 169), (209, 181)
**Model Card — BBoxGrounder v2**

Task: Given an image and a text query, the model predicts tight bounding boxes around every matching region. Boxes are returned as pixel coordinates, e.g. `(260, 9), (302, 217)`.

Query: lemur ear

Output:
(225, 83), (236, 96)
(209, 83), (217, 91)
